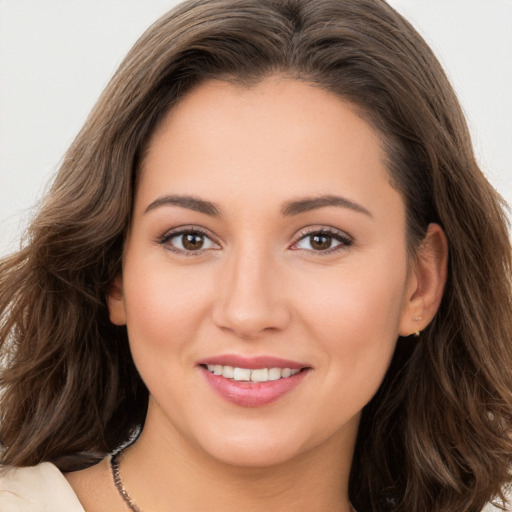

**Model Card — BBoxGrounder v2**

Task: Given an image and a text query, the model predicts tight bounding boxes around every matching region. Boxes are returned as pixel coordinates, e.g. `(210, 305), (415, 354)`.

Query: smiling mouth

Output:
(199, 361), (311, 407)
(201, 364), (308, 382)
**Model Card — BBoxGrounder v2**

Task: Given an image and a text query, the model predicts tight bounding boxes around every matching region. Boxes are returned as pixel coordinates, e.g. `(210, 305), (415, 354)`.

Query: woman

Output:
(1, 0), (511, 511)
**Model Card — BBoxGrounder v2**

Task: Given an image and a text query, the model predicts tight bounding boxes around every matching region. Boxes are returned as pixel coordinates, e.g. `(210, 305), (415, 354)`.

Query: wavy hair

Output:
(1, 1), (511, 510)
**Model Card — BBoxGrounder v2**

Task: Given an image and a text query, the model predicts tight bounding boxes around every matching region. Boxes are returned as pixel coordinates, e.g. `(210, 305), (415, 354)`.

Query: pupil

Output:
(311, 234), (331, 250)
(183, 233), (204, 250)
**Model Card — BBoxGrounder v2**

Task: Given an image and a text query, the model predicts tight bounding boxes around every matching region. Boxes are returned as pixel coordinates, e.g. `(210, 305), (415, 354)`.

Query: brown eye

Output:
(293, 229), (353, 253)
(310, 234), (332, 250)
(162, 229), (220, 254)
(182, 232), (205, 250)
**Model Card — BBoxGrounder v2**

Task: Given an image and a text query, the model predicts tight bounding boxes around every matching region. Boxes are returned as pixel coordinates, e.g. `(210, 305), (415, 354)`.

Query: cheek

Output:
(121, 258), (214, 369)
(299, 257), (406, 331)
(294, 257), (407, 402)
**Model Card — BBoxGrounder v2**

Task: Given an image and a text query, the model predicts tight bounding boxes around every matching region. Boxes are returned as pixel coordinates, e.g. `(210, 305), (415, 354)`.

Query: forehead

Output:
(137, 77), (400, 219)
(145, 77), (385, 162)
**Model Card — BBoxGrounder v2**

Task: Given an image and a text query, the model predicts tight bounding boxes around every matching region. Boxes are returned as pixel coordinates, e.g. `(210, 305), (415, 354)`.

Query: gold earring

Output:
(412, 317), (422, 337)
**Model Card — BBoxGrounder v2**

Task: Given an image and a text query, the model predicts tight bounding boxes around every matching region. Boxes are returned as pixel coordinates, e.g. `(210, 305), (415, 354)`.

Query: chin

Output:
(193, 424), (313, 468)
(206, 441), (303, 468)
(192, 413), (357, 470)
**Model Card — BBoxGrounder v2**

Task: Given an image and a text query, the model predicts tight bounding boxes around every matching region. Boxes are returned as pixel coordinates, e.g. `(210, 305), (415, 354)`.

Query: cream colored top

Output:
(0, 461), (507, 511)
(0, 462), (84, 511)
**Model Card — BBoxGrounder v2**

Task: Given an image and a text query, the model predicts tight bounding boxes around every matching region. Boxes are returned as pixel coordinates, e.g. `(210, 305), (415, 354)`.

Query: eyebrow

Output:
(144, 194), (222, 217)
(281, 195), (372, 217)
(144, 193), (371, 219)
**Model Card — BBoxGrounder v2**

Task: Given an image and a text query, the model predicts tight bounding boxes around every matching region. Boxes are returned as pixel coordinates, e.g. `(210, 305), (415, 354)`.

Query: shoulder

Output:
(0, 462), (85, 511)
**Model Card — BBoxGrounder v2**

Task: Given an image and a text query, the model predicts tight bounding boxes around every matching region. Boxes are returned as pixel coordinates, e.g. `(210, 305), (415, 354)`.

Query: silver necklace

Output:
(110, 449), (358, 512)
(110, 451), (142, 512)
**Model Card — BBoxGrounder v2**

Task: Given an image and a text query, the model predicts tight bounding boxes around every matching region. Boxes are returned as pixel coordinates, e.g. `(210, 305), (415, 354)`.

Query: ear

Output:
(106, 274), (127, 326)
(398, 223), (448, 337)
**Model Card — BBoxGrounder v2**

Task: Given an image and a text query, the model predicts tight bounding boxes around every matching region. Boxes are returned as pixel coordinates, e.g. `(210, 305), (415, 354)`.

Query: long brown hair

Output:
(1, 1), (511, 510)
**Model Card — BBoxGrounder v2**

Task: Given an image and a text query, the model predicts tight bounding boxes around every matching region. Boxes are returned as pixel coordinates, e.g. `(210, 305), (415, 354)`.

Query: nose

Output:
(211, 245), (291, 339)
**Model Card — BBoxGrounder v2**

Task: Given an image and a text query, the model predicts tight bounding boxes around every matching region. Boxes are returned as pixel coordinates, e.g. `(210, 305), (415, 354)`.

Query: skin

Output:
(66, 76), (447, 511)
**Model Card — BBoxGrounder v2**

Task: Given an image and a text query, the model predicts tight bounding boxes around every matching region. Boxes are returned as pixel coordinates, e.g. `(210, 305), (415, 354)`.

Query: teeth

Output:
(233, 367), (251, 381)
(206, 365), (300, 382)
(268, 367), (281, 381)
(250, 368), (268, 382)
(222, 366), (234, 379)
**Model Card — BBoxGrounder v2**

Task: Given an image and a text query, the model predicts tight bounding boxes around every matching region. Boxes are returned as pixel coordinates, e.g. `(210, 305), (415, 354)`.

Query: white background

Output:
(0, 0), (511, 256)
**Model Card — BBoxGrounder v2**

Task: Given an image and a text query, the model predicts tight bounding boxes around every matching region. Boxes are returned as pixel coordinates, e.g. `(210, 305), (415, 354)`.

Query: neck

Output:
(119, 405), (357, 512)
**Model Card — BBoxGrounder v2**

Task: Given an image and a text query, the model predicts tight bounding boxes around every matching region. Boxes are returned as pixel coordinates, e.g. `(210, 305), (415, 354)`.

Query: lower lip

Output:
(200, 366), (309, 407)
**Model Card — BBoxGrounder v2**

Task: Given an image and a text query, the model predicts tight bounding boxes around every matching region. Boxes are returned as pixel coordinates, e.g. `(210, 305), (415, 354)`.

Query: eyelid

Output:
(290, 226), (354, 253)
(157, 225), (221, 255)
(156, 224), (353, 255)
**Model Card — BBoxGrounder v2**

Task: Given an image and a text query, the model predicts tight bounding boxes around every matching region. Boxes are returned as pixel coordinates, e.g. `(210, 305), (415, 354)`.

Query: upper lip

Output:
(196, 354), (310, 370)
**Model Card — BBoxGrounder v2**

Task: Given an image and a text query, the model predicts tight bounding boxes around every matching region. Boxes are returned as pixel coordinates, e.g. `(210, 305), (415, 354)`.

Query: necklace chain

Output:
(110, 449), (357, 512)
(110, 451), (142, 512)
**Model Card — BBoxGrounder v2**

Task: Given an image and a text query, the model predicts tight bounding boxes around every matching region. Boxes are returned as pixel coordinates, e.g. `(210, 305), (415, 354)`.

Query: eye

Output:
(292, 229), (353, 253)
(159, 228), (220, 254)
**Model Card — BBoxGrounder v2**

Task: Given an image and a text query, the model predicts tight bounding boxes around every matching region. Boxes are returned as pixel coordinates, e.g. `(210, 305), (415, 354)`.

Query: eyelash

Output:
(157, 226), (219, 257)
(157, 226), (353, 256)
(291, 227), (354, 254)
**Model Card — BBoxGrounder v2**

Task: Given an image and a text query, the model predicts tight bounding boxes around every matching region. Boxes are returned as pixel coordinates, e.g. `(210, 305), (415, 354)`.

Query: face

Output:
(108, 77), (421, 468)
